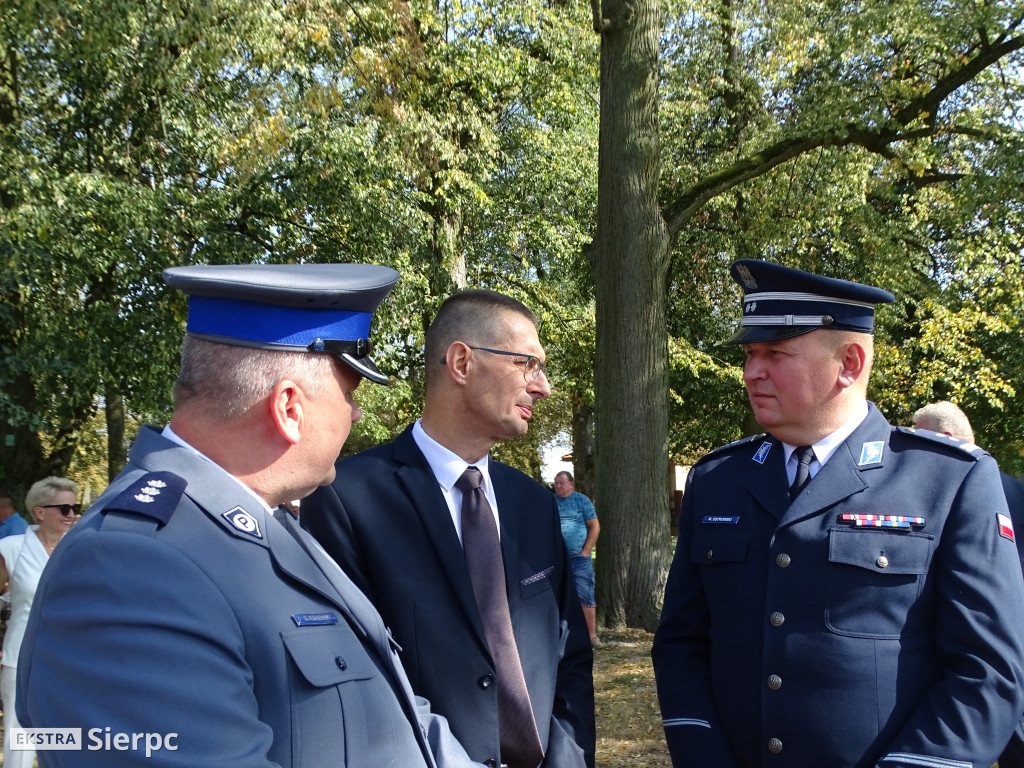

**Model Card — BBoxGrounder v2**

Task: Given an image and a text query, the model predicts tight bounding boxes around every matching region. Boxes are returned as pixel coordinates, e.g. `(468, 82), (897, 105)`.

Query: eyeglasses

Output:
(467, 346), (547, 382)
(40, 504), (80, 516)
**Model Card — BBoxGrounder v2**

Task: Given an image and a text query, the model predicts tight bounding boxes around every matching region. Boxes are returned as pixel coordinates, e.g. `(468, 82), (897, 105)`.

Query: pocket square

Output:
(521, 566), (554, 586)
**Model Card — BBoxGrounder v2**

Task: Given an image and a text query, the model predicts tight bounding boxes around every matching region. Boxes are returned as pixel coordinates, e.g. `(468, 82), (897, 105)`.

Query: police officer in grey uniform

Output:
(17, 264), (484, 768)
(652, 259), (1024, 768)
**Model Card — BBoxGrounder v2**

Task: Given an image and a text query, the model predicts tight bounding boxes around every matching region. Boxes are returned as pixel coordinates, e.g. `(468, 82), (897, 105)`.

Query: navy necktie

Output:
(790, 445), (815, 500)
(456, 467), (544, 768)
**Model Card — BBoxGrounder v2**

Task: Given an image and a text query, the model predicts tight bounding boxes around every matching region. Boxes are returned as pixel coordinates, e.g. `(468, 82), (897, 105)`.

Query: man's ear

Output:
(269, 379), (305, 445)
(837, 340), (867, 390)
(444, 341), (473, 385)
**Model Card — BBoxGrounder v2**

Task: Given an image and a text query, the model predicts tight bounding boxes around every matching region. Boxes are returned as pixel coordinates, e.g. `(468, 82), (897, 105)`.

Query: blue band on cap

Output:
(187, 296), (373, 348)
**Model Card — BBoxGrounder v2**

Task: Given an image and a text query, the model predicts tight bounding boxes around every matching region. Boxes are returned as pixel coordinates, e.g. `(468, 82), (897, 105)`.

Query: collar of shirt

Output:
(782, 400), (869, 484)
(412, 419), (499, 544)
(160, 424), (275, 515)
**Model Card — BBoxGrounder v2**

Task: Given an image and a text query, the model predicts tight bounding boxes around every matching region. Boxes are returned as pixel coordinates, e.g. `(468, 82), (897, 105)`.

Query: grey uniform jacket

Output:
(17, 426), (483, 768)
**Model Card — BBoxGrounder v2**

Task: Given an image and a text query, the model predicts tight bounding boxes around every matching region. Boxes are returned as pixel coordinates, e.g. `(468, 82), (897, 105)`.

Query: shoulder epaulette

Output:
(101, 471), (188, 527)
(895, 426), (987, 459)
(698, 433), (768, 464)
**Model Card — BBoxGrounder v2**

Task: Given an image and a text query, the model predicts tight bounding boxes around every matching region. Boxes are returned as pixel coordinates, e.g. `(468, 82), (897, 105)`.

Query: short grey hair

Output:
(25, 477), (79, 512)
(174, 336), (338, 421)
(912, 401), (975, 443)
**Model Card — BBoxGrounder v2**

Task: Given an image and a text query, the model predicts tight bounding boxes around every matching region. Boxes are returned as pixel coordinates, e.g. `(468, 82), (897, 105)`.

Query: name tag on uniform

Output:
(702, 516), (740, 525)
(292, 613), (339, 627)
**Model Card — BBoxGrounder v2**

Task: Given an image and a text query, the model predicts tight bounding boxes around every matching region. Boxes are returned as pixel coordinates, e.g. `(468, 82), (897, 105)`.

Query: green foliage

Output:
(657, 0), (1024, 473)
(1, 0), (600, 486)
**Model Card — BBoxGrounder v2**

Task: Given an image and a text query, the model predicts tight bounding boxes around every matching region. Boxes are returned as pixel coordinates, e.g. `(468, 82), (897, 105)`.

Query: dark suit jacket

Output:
(302, 426), (595, 768)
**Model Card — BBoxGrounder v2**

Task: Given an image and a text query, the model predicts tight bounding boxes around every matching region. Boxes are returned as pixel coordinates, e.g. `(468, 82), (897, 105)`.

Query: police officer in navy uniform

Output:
(17, 264), (485, 768)
(652, 259), (1024, 768)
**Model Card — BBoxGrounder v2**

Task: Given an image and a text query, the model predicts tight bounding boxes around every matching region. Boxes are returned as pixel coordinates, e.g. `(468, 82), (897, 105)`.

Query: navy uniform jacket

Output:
(651, 404), (1024, 768)
(301, 425), (596, 768)
(17, 427), (483, 768)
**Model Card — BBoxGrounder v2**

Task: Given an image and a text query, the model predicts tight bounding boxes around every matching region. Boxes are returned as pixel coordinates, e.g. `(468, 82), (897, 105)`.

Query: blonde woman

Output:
(0, 476), (78, 768)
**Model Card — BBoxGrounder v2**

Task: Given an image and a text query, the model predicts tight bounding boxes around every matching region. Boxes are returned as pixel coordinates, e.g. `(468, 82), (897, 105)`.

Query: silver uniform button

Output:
(768, 737), (783, 754)
(776, 553), (791, 568)
(769, 612), (785, 627)
(876, 555), (889, 568)
(767, 674), (782, 690)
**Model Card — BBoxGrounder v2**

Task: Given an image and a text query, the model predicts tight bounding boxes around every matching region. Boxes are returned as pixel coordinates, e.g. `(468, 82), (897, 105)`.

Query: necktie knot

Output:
(456, 466), (483, 493)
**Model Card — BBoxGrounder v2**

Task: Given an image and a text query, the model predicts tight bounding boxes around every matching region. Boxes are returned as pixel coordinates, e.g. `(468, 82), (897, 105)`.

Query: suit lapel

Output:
(741, 436), (791, 522)
(392, 430), (490, 645)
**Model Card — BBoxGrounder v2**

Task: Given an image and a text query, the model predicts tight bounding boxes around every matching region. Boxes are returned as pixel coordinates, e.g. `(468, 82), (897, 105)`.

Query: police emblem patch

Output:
(858, 441), (885, 466)
(753, 442), (772, 465)
(223, 507), (262, 539)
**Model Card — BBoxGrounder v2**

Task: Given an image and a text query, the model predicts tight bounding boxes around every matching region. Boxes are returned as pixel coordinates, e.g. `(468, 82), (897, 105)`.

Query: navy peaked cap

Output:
(727, 259), (894, 345)
(163, 263), (399, 385)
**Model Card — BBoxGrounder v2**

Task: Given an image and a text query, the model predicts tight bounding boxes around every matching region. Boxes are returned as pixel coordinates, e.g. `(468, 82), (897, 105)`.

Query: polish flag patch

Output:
(998, 513), (1016, 542)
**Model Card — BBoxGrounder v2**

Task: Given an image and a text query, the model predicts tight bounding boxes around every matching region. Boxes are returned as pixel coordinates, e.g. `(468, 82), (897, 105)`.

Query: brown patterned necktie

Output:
(456, 466), (544, 768)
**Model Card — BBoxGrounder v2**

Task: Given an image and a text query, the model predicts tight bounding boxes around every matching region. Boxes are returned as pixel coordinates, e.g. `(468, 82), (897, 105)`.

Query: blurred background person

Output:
(912, 400), (1024, 768)
(0, 476), (78, 768)
(553, 471), (601, 647)
(0, 492), (27, 540)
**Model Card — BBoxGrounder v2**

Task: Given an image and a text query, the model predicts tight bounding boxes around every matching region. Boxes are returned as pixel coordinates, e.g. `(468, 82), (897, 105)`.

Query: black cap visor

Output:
(338, 352), (390, 386)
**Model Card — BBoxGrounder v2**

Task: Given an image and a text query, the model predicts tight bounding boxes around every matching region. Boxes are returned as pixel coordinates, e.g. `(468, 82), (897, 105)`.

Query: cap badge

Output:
(735, 264), (758, 290)
(223, 506), (263, 539)
(744, 301), (757, 313)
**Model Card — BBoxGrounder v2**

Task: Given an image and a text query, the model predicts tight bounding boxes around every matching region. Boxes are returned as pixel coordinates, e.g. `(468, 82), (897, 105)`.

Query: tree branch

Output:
(662, 28), (1024, 243)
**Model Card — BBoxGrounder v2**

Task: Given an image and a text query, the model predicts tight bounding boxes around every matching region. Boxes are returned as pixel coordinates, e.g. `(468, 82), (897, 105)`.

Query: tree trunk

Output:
(105, 383), (127, 482)
(571, 399), (596, 502)
(592, 0), (672, 631)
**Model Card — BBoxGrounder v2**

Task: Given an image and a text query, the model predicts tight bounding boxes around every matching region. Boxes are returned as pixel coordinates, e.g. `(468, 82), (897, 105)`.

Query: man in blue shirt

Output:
(553, 472), (601, 646)
(0, 492), (27, 539)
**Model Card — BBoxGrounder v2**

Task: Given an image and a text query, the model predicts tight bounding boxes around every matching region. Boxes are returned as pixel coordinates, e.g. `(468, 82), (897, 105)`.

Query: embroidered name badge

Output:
(702, 516), (740, 525)
(839, 513), (925, 530)
(999, 513), (1016, 542)
(753, 442), (772, 465)
(292, 613), (339, 627)
(222, 507), (262, 539)
(859, 441), (885, 466)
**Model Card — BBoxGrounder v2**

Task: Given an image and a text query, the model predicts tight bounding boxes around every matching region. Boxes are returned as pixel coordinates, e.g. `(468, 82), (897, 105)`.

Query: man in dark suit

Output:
(18, 264), (482, 768)
(652, 260), (1024, 767)
(913, 399), (1024, 768)
(302, 289), (595, 768)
